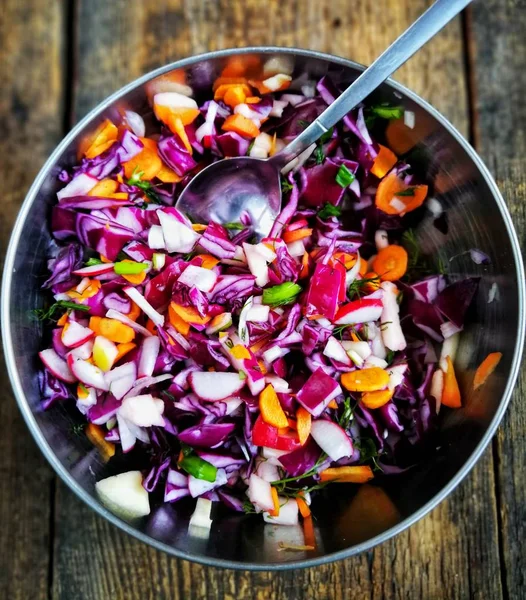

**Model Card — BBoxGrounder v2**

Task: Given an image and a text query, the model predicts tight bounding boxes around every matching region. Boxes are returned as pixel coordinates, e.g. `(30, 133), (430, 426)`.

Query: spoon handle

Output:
(269, 0), (473, 171)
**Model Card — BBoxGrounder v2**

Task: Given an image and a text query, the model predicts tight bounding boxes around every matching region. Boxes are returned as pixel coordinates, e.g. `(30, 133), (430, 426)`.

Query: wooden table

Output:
(1, 1), (524, 598)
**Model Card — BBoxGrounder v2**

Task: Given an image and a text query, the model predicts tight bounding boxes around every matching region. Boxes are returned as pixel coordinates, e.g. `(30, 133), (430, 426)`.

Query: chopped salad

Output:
(36, 56), (500, 535)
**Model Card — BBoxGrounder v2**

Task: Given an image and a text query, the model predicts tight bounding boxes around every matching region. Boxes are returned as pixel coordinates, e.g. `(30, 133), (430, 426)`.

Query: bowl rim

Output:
(2, 46), (525, 571)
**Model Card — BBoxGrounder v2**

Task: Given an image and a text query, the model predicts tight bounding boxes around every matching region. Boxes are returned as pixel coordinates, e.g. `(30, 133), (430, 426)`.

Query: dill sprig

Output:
(401, 228), (447, 281)
(348, 275), (380, 300)
(33, 301), (90, 322)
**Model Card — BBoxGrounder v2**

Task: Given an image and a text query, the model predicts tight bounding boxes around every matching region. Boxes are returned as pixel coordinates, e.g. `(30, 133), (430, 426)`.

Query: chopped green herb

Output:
(314, 145), (325, 165)
(127, 167), (161, 204)
(281, 178), (293, 193)
(317, 202), (342, 220)
(338, 397), (355, 430)
(319, 127), (334, 144)
(225, 338), (234, 349)
(395, 187), (416, 197)
(239, 370), (247, 381)
(223, 222), (245, 230)
(32, 301), (90, 322)
(243, 499), (258, 514)
(348, 275), (380, 300)
(262, 282), (302, 307)
(385, 350), (395, 366)
(335, 164), (355, 188)
(396, 291), (404, 305)
(371, 104), (404, 120)
(114, 260), (148, 276)
(78, 383), (89, 395)
(246, 140), (255, 155)
(333, 324), (351, 340)
(401, 228), (447, 281)
(85, 257), (103, 267)
(356, 437), (383, 472)
(297, 119), (311, 130)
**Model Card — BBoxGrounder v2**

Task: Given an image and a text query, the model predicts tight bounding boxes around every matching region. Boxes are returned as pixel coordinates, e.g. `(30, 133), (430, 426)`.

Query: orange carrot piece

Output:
(260, 384), (289, 428)
(87, 178), (119, 197)
(296, 407), (312, 445)
(56, 313), (68, 327)
(192, 224), (208, 232)
(86, 423), (116, 462)
(442, 356), (462, 408)
(245, 96), (261, 104)
(121, 270), (147, 285)
(473, 352), (503, 390)
(282, 228), (313, 243)
(372, 245), (408, 282)
(299, 251), (310, 279)
(269, 486), (280, 517)
(168, 304), (191, 336)
(170, 302), (211, 325)
(330, 251), (357, 270)
(195, 254), (220, 269)
(230, 344), (251, 360)
(341, 367), (390, 393)
(221, 55), (261, 78)
(287, 418), (298, 430)
(250, 337), (270, 355)
(125, 301), (141, 322)
(303, 515), (316, 548)
(88, 317), (135, 344)
(327, 399), (338, 409)
(66, 279), (101, 301)
(257, 360), (268, 375)
(154, 104), (200, 127)
(83, 119), (119, 159)
(362, 271), (381, 292)
(157, 162), (182, 183)
(212, 76), (250, 91)
(115, 342), (136, 363)
(319, 465), (374, 483)
(361, 389), (394, 409)
(370, 144), (398, 179)
(359, 257), (369, 277)
(123, 147), (162, 181)
(297, 495), (311, 518)
(375, 171), (428, 215)
(222, 85), (249, 108)
(222, 114), (260, 138)
(146, 319), (158, 336)
(170, 116), (192, 153)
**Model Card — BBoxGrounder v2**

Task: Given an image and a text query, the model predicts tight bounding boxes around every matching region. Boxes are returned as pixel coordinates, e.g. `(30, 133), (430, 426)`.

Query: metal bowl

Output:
(2, 47), (525, 570)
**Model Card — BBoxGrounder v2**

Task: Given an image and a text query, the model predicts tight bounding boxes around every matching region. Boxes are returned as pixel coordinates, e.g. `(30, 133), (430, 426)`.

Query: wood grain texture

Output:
(0, 1), (66, 599)
(470, 1), (526, 597)
(48, 2), (504, 600)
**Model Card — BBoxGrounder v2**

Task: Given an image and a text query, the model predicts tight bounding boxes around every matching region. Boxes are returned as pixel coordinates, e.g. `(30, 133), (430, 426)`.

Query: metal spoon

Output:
(176, 0), (472, 239)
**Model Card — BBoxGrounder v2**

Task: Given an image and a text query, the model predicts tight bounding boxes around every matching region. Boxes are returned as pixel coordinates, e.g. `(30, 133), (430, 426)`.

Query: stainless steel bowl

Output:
(2, 47), (525, 570)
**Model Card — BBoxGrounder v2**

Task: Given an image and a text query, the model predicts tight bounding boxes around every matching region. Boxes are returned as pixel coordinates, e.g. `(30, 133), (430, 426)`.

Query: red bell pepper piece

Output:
(252, 415), (302, 451)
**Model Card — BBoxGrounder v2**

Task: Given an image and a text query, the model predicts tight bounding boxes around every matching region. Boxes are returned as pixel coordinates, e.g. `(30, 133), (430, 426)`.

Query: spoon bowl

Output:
(176, 157), (281, 239)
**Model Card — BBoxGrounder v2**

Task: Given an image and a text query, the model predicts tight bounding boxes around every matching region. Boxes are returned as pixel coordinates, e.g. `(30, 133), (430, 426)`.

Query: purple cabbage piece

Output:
(279, 437), (322, 477)
(199, 222), (237, 259)
(436, 278), (480, 328)
(158, 134), (197, 176)
(273, 245), (300, 283)
(38, 369), (72, 410)
(217, 489), (245, 512)
(209, 274), (255, 304)
(300, 158), (358, 208)
(269, 175), (299, 238)
(410, 275), (447, 303)
(143, 456), (171, 492)
(216, 132), (250, 157)
(379, 402), (404, 433)
(76, 212), (136, 261)
(87, 394), (121, 425)
(408, 299), (445, 342)
(177, 423), (236, 448)
(43, 243), (83, 293)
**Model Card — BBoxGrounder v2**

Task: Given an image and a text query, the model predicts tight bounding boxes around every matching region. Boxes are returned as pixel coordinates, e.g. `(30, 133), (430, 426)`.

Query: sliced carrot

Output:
(250, 337), (270, 355)
(192, 224), (208, 232)
(87, 178), (119, 197)
(319, 465), (374, 484)
(125, 301), (141, 322)
(372, 245), (408, 282)
(118, 266), (148, 286)
(88, 317), (135, 344)
(213, 76), (250, 91)
(67, 279), (101, 301)
(257, 360), (268, 375)
(86, 423), (115, 462)
(170, 116), (192, 153)
(123, 147), (162, 181)
(297, 495), (311, 518)
(287, 418), (298, 430)
(154, 104), (200, 127)
(115, 342), (136, 362)
(296, 407), (312, 445)
(220, 55), (261, 78)
(473, 352), (503, 390)
(361, 389), (394, 409)
(260, 384), (289, 428)
(222, 114), (260, 138)
(330, 251), (358, 270)
(245, 96), (261, 104)
(56, 313), (68, 327)
(350, 331), (361, 343)
(282, 228), (313, 243)
(146, 319), (158, 336)
(107, 192), (129, 200)
(269, 486), (280, 517)
(230, 344), (251, 360)
(303, 515), (316, 548)
(370, 144), (398, 179)
(100, 255), (112, 263)
(157, 162), (182, 183)
(375, 171), (428, 215)
(195, 254), (220, 269)
(299, 251), (310, 279)
(341, 367), (390, 393)
(170, 302), (211, 325)
(82, 119), (118, 159)
(442, 356), (462, 408)
(168, 303), (191, 336)
(222, 85), (250, 107)
(359, 257), (368, 277)
(327, 399), (338, 410)
(362, 271), (381, 292)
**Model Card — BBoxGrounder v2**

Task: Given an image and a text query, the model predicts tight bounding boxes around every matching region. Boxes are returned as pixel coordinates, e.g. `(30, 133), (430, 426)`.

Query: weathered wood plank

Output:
(52, 1), (504, 599)
(0, 1), (66, 599)
(470, 1), (526, 596)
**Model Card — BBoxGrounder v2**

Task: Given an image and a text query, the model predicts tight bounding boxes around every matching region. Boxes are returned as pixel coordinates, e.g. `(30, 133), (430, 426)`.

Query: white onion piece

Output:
(138, 336), (160, 378)
(148, 225), (165, 250)
(439, 333), (460, 371)
(39, 349), (76, 383)
(118, 394), (165, 427)
(310, 420), (353, 462)
(57, 173), (97, 200)
(95, 471), (150, 518)
(374, 229), (389, 251)
(263, 498), (299, 526)
(189, 498), (213, 530)
(123, 287), (165, 327)
(124, 110), (146, 137)
(380, 281), (407, 351)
